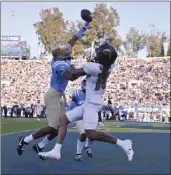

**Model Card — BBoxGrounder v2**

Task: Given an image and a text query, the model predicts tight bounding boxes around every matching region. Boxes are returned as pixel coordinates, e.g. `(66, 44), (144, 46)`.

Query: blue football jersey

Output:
(50, 59), (71, 93)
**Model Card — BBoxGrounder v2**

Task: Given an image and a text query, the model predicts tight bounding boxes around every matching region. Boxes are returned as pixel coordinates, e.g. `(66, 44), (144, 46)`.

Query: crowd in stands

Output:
(1, 56), (170, 121)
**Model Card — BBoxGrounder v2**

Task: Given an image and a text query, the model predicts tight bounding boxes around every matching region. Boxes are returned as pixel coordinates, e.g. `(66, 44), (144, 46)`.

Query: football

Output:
(81, 9), (93, 22)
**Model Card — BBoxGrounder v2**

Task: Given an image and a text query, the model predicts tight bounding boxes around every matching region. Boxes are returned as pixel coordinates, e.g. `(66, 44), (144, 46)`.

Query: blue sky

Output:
(1, 1), (170, 57)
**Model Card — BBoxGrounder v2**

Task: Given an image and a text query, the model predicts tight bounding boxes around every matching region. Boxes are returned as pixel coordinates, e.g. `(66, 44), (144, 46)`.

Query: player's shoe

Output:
(32, 144), (45, 160)
(85, 147), (93, 157)
(121, 139), (134, 161)
(74, 154), (83, 161)
(17, 136), (28, 156)
(38, 149), (61, 160)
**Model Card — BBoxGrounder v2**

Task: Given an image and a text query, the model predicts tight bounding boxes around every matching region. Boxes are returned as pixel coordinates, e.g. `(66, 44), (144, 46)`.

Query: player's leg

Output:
(84, 138), (93, 157)
(38, 105), (84, 159)
(32, 89), (64, 159)
(84, 103), (134, 161)
(84, 112), (104, 157)
(37, 134), (56, 150)
(75, 120), (86, 161)
(32, 127), (58, 160)
(34, 128), (58, 150)
(36, 100), (66, 152)
(17, 126), (58, 156)
(17, 88), (61, 156)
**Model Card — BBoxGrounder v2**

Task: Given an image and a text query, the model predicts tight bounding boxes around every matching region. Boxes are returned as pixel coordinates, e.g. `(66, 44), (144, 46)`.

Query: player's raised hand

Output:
(68, 9), (92, 47)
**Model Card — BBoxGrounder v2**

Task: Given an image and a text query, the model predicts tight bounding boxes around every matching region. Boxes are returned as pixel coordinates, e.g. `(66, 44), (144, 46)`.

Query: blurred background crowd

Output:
(1, 56), (170, 122)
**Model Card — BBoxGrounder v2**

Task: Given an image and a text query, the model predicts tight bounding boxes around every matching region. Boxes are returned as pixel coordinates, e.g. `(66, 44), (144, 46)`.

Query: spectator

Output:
(1, 57), (170, 120)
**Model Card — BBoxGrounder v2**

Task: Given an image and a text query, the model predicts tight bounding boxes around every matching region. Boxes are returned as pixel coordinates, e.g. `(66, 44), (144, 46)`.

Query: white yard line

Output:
(1, 129), (37, 136)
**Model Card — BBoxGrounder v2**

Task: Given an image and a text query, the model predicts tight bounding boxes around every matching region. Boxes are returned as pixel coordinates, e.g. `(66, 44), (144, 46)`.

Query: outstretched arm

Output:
(63, 62), (94, 81)
(68, 35), (79, 48)
(63, 68), (86, 81)
(68, 22), (90, 48)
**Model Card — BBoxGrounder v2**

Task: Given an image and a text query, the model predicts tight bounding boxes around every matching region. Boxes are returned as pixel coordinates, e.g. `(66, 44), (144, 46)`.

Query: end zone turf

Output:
(1, 131), (170, 174)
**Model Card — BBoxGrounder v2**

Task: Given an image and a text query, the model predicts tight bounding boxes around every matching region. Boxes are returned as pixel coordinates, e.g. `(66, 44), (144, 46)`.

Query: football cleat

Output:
(121, 139), (134, 161)
(74, 154), (83, 161)
(38, 149), (61, 160)
(85, 147), (93, 157)
(32, 144), (45, 160)
(17, 136), (28, 156)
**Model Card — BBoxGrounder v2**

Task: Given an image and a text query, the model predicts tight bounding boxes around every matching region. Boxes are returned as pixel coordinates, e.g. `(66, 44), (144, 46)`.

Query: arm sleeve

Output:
(75, 22), (90, 39)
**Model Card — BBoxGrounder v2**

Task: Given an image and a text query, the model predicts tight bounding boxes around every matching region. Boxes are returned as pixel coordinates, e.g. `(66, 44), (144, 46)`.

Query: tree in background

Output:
(34, 8), (68, 53)
(33, 5), (122, 57)
(145, 24), (167, 57)
(34, 8), (86, 56)
(34, 6), (169, 58)
(123, 27), (146, 58)
(82, 3), (122, 50)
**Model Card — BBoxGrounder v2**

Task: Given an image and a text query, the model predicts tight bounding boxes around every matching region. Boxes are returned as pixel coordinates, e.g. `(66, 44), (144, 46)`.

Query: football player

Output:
(39, 42), (134, 162)
(16, 21), (92, 160)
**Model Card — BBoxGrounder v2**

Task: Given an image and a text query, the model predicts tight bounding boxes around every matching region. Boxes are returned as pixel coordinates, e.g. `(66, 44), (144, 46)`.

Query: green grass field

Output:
(1, 118), (170, 135)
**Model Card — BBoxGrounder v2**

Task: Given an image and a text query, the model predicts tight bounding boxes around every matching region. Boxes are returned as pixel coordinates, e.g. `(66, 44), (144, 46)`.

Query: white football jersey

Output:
(83, 62), (115, 105)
